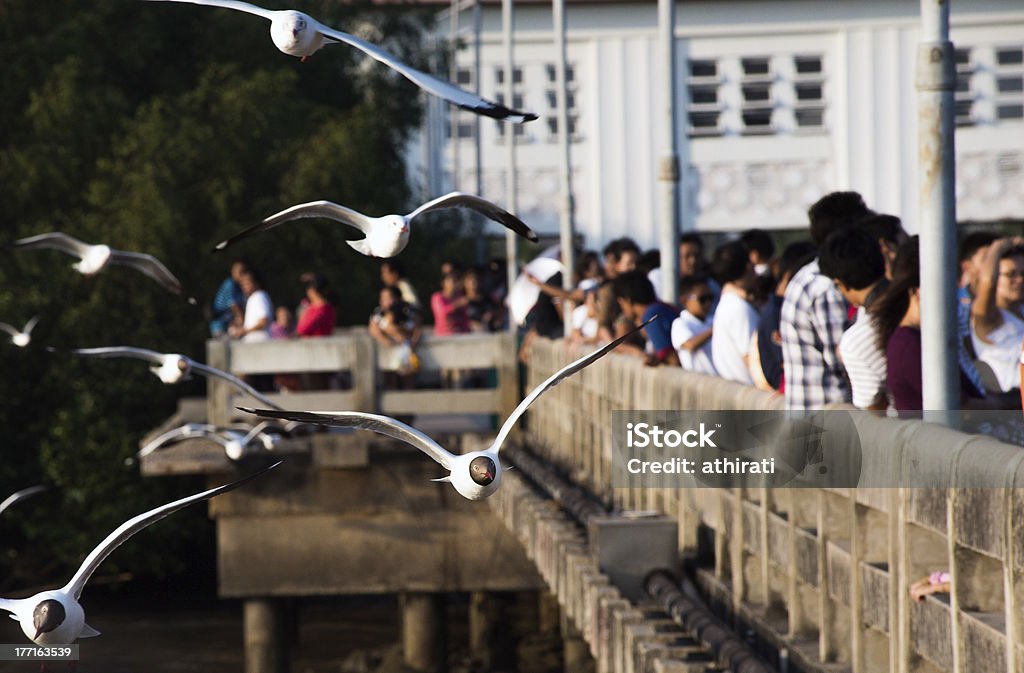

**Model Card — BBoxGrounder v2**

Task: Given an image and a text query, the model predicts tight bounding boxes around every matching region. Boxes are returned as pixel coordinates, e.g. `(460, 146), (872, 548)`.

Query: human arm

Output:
(909, 571), (951, 602)
(972, 238), (1024, 341)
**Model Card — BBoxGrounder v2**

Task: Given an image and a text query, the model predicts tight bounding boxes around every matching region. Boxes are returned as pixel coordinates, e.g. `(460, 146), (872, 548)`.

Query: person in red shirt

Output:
(431, 271), (470, 336)
(296, 272), (336, 337)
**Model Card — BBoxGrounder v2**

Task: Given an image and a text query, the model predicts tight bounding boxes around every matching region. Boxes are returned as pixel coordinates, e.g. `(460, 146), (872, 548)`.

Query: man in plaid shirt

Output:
(781, 192), (872, 410)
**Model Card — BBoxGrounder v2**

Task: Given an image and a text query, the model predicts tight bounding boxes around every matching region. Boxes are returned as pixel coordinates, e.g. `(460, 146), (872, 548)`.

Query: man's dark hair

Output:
(711, 240), (750, 285)
(777, 240), (818, 283)
(858, 213), (904, 246)
(637, 249), (661, 274)
(602, 237), (641, 261)
(381, 260), (405, 277)
(819, 228), (885, 290)
(679, 232), (705, 251)
(958, 231), (1000, 264)
(808, 191), (873, 245)
(678, 274), (710, 298)
(612, 270), (657, 305)
(740, 229), (775, 260)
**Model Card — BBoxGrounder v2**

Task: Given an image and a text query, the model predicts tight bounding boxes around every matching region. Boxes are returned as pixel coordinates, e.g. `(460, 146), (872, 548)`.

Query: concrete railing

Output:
(205, 329), (518, 426)
(522, 337), (1024, 673)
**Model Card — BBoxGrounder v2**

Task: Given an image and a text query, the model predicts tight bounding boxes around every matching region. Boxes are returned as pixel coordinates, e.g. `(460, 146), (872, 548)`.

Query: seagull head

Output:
(154, 355), (190, 384)
(32, 600), (66, 639)
(469, 456), (497, 486)
(12, 333), (29, 347)
(270, 11), (320, 57)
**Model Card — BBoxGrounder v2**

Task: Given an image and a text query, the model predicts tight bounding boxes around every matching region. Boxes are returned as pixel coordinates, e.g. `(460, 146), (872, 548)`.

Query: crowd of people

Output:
(520, 190), (1024, 415)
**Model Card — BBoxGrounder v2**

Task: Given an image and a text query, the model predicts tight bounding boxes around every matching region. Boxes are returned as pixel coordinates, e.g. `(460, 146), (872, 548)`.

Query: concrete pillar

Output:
(401, 592), (447, 673)
(469, 591), (516, 671)
(538, 590), (561, 635)
(562, 612), (595, 673)
(244, 598), (288, 673)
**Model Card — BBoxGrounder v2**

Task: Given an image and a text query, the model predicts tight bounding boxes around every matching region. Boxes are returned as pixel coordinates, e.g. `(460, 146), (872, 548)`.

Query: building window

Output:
(495, 67), (523, 85)
(955, 47), (974, 126)
(456, 68), (473, 86)
(686, 59), (721, 136)
(686, 53), (825, 137)
(545, 62), (580, 142)
(995, 47), (1024, 121)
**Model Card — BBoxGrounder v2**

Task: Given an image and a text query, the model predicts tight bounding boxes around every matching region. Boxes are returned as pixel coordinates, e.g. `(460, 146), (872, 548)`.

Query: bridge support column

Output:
(401, 592), (447, 673)
(244, 597), (288, 673)
(562, 612), (595, 673)
(469, 591), (515, 670)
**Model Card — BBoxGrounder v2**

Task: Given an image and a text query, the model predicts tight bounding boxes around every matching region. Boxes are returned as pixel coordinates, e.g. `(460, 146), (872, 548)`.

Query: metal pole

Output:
(917, 0), (959, 417)
(657, 0), (680, 305)
(448, 0), (461, 191)
(553, 0), (576, 334)
(473, 0), (486, 265)
(503, 0), (518, 332)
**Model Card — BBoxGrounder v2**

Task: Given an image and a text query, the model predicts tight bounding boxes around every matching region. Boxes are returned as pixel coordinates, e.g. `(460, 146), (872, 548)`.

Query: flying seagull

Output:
(144, 0), (537, 123)
(65, 347), (283, 410)
(137, 422), (284, 461)
(8, 232), (191, 300)
(0, 316), (40, 348)
(214, 191), (539, 257)
(0, 462), (280, 645)
(243, 317), (657, 500)
(0, 485), (49, 517)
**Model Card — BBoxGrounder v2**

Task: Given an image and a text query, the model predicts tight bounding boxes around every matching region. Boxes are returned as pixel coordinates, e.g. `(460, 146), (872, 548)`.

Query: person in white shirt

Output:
(818, 227), (890, 409)
(232, 270), (273, 342)
(671, 275), (716, 375)
(710, 241), (759, 384)
(971, 236), (1024, 394)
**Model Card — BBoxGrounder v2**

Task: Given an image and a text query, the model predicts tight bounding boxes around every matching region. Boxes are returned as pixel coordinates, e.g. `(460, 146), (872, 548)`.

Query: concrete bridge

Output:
(141, 331), (1024, 673)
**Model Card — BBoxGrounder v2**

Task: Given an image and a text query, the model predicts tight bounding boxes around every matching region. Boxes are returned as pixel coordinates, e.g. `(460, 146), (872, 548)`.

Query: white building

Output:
(411, 0), (1024, 248)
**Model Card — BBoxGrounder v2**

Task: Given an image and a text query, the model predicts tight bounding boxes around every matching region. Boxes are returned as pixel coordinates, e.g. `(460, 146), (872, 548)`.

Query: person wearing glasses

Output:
(971, 236), (1024, 398)
(671, 275), (716, 375)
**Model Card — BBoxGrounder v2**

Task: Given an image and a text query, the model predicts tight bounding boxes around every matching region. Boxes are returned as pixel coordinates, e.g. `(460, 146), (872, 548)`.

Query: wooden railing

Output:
(523, 337), (1024, 673)
(205, 329), (518, 426)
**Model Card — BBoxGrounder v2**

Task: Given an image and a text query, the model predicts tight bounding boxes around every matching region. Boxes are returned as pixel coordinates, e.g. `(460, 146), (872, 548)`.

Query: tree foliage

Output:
(0, 0), (472, 592)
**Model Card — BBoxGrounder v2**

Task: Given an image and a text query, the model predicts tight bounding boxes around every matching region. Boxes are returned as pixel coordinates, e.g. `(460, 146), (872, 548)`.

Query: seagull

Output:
(7, 232), (191, 300)
(145, 0), (537, 123)
(0, 485), (49, 517)
(0, 316), (40, 348)
(0, 462), (279, 645)
(214, 191), (539, 257)
(137, 422), (284, 461)
(243, 317), (656, 500)
(65, 347), (283, 410)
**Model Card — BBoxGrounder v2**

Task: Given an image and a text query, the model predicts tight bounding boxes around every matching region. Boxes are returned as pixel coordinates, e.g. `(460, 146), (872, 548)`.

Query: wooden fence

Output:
(523, 337), (1024, 673)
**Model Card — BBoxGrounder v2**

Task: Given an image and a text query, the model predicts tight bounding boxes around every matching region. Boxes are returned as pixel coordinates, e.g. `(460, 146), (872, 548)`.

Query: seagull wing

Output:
(22, 316), (40, 336)
(69, 346), (167, 365)
(8, 232), (92, 259)
(142, 0), (276, 20)
(492, 316), (659, 452)
(0, 323), (18, 338)
(0, 485), (49, 517)
(108, 251), (184, 295)
(138, 423), (222, 459)
(407, 192), (538, 242)
(241, 407), (457, 470)
(190, 362), (284, 411)
(313, 22), (536, 123)
(214, 201), (372, 251)
(63, 461), (281, 600)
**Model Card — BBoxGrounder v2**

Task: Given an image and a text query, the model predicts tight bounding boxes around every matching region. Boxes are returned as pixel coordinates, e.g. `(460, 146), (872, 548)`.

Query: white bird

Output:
(214, 191), (539, 257)
(0, 462), (280, 645)
(243, 317), (656, 500)
(0, 316), (40, 348)
(66, 347), (283, 410)
(145, 0), (537, 123)
(137, 421), (284, 461)
(0, 485), (49, 516)
(8, 232), (189, 299)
